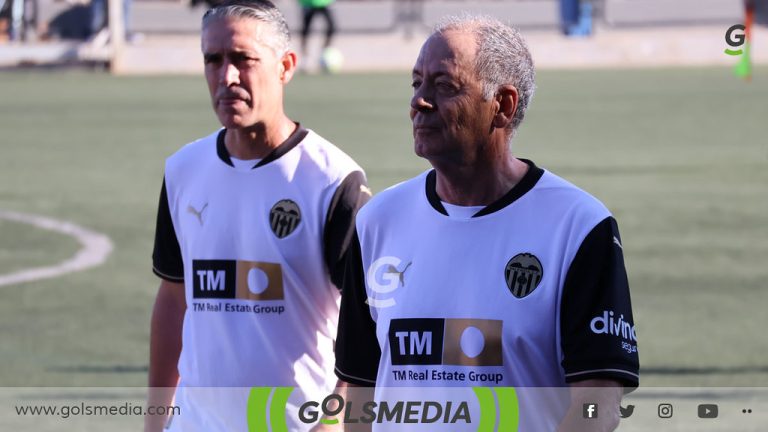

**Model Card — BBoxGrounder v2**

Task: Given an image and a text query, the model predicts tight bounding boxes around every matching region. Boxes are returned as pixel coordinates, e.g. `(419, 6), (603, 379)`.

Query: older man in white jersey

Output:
(335, 14), (639, 432)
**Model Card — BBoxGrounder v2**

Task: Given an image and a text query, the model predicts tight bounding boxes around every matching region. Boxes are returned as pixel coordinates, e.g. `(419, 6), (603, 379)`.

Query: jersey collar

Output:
(216, 124), (309, 169)
(425, 159), (544, 217)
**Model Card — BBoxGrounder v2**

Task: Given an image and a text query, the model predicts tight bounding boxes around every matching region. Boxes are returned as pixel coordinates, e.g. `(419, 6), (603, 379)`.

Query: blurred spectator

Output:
(0, 0), (9, 42)
(1, 0), (35, 41)
(747, 0), (768, 25)
(560, 0), (592, 37)
(89, 0), (140, 43)
(298, 0), (336, 65)
(46, 3), (90, 40)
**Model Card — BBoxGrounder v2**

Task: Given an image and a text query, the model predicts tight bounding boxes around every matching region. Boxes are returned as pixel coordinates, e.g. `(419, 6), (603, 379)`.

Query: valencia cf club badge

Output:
(269, 199), (301, 238)
(504, 253), (543, 298)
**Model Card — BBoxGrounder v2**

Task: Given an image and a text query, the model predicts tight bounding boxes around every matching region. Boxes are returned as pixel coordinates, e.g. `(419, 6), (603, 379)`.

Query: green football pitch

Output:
(0, 68), (766, 389)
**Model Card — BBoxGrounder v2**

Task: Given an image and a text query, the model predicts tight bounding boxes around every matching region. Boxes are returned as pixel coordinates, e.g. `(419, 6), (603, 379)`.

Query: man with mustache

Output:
(335, 14), (638, 431)
(146, 1), (368, 430)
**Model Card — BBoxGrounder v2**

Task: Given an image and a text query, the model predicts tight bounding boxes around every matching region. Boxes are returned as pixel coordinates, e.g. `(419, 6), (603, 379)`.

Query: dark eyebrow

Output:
(413, 70), (452, 81)
(231, 49), (258, 56)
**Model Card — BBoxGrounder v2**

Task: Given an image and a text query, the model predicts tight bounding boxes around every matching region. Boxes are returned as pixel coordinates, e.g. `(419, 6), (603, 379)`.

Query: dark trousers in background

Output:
(301, 6), (335, 50)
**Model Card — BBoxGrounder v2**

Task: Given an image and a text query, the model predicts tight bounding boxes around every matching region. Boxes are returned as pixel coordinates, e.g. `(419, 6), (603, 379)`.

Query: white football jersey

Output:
(153, 126), (368, 431)
(336, 160), (639, 430)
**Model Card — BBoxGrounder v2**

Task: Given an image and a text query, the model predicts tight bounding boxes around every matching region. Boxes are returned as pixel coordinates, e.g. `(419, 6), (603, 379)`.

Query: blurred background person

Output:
(89, 0), (140, 44)
(298, 0), (337, 72)
(560, 0), (592, 36)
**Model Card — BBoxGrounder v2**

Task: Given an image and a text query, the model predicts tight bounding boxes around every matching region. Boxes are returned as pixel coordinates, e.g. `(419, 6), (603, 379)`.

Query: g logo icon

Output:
(725, 24), (746, 55)
(366, 256), (411, 308)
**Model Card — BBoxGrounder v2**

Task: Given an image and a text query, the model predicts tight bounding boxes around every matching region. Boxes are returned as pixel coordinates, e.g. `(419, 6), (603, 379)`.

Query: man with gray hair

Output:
(146, 1), (368, 430)
(335, 14), (639, 431)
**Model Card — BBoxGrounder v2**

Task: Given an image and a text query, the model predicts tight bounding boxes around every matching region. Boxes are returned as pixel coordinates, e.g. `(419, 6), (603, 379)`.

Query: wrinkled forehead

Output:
(414, 30), (478, 73)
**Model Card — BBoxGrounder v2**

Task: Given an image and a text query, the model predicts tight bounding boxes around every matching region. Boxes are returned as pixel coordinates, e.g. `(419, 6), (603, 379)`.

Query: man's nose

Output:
(220, 61), (240, 86)
(410, 93), (434, 112)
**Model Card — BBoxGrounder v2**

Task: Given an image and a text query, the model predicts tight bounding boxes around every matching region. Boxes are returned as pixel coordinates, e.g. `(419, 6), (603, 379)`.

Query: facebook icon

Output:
(583, 403), (598, 419)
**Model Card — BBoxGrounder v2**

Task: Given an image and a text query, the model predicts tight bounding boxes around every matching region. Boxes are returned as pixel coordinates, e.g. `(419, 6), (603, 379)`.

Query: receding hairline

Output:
(413, 28), (483, 79)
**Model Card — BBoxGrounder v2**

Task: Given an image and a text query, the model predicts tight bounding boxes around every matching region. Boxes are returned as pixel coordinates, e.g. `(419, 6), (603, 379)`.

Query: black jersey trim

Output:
(215, 124), (309, 169)
(152, 266), (184, 283)
(424, 159), (544, 217)
(335, 231), (382, 385)
(473, 159), (544, 217)
(215, 129), (234, 167)
(334, 367), (377, 386)
(560, 216), (639, 389)
(152, 179), (185, 281)
(425, 170), (449, 215)
(565, 369), (640, 390)
(565, 368), (640, 380)
(323, 171), (370, 290)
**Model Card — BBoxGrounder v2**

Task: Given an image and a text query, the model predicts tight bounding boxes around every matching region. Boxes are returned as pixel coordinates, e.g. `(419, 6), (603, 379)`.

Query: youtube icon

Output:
(698, 404), (718, 419)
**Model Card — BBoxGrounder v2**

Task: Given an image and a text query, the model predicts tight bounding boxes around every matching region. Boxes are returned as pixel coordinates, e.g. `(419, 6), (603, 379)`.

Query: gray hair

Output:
(202, 0), (291, 55)
(433, 14), (536, 134)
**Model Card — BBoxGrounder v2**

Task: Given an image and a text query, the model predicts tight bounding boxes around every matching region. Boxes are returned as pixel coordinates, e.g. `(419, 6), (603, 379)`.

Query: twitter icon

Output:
(620, 405), (635, 418)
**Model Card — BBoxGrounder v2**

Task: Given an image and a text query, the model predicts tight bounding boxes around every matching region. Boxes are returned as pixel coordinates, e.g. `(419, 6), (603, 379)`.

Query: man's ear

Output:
(493, 84), (519, 129)
(279, 50), (298, 83)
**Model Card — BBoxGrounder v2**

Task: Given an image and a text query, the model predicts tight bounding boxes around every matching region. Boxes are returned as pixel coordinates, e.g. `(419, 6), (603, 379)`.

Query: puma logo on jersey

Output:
(187, 203), (208, 226)
(366, 256), (410, 308)
(384, 261), (412, 285)
(613, 236), (623, 250)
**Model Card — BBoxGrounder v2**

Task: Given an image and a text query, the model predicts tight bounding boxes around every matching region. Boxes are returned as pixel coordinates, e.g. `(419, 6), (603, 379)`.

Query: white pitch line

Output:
(0, 210), (114, 287)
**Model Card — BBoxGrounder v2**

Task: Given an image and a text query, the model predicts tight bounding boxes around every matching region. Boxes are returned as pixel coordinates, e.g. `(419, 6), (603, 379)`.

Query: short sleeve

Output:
(152, 179), (184, 282)
(560, 216), (639, 388)
(335, 230), (381, 385)
(323, 171), (371, 290)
